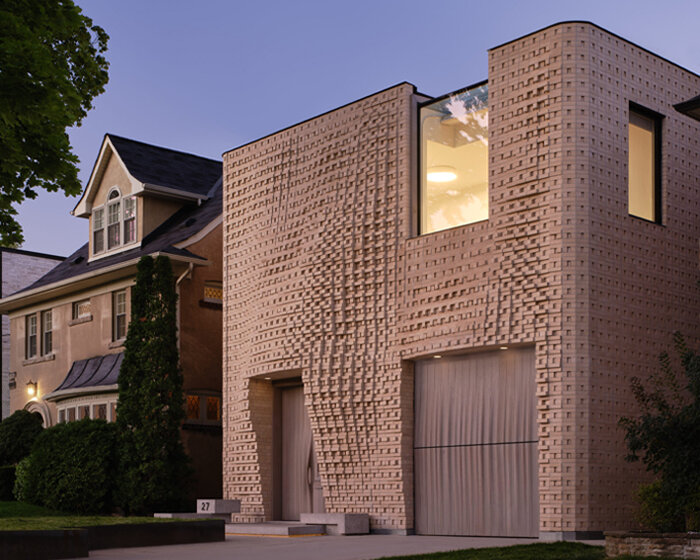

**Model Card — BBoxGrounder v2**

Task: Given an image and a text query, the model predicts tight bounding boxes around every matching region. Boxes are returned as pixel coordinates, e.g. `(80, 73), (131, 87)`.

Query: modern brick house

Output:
(0, 248), (65, 419)
(0, 134), (225, 499)
(221, 22), (700, 539)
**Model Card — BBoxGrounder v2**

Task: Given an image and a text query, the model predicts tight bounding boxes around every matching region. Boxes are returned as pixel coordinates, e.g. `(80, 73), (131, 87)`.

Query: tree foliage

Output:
(0, 409), (43, 465)
(0, 0), (109, 246)
(619, 332), (700, 530)
(116, 256), (190, 514)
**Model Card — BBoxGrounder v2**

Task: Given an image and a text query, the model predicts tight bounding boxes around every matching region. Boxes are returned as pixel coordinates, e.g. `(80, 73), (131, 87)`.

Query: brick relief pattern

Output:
(223, 23), (700, 533)
(223, 84), (414, 530)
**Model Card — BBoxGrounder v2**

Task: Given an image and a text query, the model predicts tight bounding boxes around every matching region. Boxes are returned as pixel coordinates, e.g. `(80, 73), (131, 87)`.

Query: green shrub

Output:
(0, 410), (43, 465)
(0, 465), (16, 500)
(636, 480), (686, 532)
(15, 419), (118, 513)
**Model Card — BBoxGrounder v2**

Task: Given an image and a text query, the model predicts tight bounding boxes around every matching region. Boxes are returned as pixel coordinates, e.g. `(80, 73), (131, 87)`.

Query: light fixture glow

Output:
(433, 354), (442, 359)
(500, 346), (508, 351)
(427, 166), (457, 183)
(26, 380), (37, 396)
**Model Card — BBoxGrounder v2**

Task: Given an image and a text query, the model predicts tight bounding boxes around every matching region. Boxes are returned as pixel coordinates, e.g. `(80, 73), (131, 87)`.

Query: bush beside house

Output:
(15, 419), (118, 513)
(0, 410), (43, 499)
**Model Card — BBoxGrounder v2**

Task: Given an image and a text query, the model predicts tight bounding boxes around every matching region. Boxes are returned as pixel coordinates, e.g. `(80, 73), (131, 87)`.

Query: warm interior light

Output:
(500, 346), (508, 351)
(433, 354), (442, 359)
(427, 166), (457, 183)
(26, 381), (37, 396)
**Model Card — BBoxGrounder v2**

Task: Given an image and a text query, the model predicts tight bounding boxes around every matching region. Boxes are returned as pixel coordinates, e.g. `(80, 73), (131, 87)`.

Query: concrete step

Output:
(226, 521), (325, 536)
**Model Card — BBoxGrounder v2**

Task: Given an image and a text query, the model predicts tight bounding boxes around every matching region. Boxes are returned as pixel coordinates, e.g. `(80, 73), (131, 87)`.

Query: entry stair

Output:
(228, 513), (370, 536)
(157, 499), (369, 536)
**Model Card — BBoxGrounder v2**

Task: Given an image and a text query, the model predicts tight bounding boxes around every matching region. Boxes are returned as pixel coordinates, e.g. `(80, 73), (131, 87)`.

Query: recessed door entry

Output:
(280, 385), (325, 520)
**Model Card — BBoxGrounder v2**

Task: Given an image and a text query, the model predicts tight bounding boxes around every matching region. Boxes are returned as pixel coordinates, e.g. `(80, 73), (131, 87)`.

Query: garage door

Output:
(414, 347), (538, 537)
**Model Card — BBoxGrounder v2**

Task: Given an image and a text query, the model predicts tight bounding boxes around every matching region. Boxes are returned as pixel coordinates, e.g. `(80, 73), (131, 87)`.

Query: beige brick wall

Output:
(222, 23), (700, 533)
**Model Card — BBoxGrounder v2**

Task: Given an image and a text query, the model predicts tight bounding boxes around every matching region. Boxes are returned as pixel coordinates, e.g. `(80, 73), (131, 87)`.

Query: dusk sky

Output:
(16, 0), (700, 256)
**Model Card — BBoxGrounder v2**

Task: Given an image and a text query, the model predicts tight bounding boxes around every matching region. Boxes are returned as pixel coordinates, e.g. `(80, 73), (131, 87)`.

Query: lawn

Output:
(379, 542), (681, 560)
(0, 500), (185, 531)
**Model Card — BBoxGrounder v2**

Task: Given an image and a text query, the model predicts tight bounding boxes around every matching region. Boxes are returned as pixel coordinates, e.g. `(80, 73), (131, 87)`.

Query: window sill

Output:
(108, 339), (125, 349)
(69, 315), (93, 327)
(23, 353), (56, 366)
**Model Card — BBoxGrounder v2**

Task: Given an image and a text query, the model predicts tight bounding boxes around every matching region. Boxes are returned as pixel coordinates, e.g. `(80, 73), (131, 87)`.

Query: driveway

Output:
(74, 534), (545, 560)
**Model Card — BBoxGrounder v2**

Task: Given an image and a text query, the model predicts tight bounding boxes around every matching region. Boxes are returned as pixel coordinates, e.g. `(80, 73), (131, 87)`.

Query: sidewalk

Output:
(70, 534), (603, 560)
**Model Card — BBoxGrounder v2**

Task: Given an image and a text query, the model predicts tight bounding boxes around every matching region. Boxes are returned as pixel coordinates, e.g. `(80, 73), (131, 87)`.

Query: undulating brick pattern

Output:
(223, 23), (700, 533)
(223, 84), (415, 530)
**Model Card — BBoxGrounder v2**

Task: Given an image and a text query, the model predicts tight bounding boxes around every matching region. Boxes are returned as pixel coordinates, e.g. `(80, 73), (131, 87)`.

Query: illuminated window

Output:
(420, 84), (489, 234)
(628, 104), (662, 222)
(203, 281), (223, 304)
(113, 290), (127, 341)
(185, 392), (222, 425)
(93, 403), (107, 420)
(78, 405), (90, 420)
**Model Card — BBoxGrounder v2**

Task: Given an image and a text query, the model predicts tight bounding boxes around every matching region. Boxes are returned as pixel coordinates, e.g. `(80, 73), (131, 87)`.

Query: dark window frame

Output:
(629, 102), (664, 224)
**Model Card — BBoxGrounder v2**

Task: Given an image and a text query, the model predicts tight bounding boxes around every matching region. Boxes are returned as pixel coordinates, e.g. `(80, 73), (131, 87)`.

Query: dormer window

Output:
(92, 188), (137, 256)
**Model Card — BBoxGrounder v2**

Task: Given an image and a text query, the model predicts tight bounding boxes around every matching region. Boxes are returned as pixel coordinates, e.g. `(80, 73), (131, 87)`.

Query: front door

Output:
(280, 385), (325, 520)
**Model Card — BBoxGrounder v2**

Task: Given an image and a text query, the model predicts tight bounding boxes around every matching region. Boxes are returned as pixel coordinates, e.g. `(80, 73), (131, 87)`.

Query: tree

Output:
(116, 256), (190, 514)
(0, 409), (43, 465)
(0, 0), (109, 246)
(619, 332), (700, 531)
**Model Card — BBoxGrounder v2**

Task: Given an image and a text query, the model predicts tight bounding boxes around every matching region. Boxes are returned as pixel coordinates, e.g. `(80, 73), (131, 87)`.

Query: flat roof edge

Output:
(223, 81), (418, 156)
(488, 21), (700, 80)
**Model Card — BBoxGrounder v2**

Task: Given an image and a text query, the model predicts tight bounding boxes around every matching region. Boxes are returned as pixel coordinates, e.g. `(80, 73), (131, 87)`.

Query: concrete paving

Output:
(68, 534), (604, 560)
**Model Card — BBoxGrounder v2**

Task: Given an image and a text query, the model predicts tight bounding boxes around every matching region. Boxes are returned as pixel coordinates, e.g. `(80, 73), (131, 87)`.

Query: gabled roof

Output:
(0, 178), (222, 312)
(73, 134), (221, 217)
(108, 135), (221, 197)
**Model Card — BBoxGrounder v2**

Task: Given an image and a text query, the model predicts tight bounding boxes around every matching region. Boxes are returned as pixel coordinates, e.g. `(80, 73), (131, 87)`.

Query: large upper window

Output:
(92, 189), (137, 255)
(628, 104), (662, 222)
(420, 84), (488, 234)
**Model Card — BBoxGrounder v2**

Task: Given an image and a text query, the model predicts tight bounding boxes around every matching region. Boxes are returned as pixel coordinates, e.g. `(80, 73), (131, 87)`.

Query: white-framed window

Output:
(93, 208), (104, 253)
(57, 396), (118, 423)
(113, 289), (127, 341)
(25, 314), (37, 358)
(92, 188), (137, 256)
(41, 310), (52, 355)
(72, 299), (91, 320)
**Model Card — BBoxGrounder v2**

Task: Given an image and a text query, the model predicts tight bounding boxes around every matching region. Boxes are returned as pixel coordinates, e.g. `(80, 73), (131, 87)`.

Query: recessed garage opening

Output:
(414, 347), (538, 537)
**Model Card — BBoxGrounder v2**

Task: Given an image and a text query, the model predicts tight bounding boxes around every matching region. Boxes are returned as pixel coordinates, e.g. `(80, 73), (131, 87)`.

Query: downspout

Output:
(175, 263), (194, 354)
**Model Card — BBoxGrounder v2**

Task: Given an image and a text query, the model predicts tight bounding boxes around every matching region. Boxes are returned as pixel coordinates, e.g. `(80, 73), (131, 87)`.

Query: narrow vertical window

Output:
(41, 310), (52, 355)
(123, 197), (136, 244)
(25, 314), (37, 358)
(107, 197), (121, 249)
(628, 104), (662, 222)
(112, 289), (127, 341)
(93, 208), (104, 254)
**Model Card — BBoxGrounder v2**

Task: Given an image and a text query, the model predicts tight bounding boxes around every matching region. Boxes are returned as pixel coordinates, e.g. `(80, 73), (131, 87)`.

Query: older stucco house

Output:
(221, 22), (700, 539)
(0, 134), (224, 499)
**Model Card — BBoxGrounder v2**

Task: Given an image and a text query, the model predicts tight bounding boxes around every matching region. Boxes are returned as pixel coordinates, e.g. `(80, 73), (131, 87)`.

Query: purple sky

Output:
(16, 0), (700, 256)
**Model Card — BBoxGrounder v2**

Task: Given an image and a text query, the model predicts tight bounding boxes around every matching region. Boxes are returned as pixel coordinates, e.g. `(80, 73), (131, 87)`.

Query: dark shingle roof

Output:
(53, 353), (123, 393)
(14, 178), (222, 295)
(109, 134), (221, 198)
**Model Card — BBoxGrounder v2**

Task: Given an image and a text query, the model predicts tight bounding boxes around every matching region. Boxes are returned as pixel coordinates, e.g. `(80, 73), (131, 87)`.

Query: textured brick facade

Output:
(222, 22), (700, 535)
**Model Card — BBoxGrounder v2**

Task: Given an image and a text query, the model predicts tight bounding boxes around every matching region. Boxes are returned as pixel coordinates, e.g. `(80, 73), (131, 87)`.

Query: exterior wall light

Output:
(500, 346), (508, 350)
(433, 354), (442, 359)
(26, 380), (37, 397)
